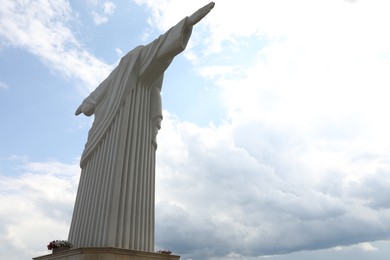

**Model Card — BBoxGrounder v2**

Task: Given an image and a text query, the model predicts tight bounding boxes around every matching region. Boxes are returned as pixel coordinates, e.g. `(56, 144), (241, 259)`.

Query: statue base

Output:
(33, 247), (180, 260)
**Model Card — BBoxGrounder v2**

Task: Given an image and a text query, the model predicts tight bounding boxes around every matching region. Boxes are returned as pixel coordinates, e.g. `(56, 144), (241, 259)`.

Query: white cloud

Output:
(104, 2), (116, 14)
(90, 1), (116, 25)
(0, 0), (112, 92)
(334, 242), (378, 252)
(0, 81), (8, 89)
(198, 65), (236, 80)
(115, 47), (124, 57)
(359, 242), (378, 252)
(92, 11), (109, 25)
(0, 158), (80, 260)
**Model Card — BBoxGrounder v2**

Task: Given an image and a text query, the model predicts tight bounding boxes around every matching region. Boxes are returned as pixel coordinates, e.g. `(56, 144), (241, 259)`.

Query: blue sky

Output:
(1, 0), (390, 259)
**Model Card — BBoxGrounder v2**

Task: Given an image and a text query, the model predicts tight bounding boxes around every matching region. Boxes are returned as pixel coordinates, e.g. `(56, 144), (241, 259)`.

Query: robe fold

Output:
(68, 17), (192, 251)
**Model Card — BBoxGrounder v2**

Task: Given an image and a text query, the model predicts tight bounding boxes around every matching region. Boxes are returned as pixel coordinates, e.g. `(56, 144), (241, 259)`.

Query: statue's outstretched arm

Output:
(75, 75), (111, 116)
(139, 2), (215, 82)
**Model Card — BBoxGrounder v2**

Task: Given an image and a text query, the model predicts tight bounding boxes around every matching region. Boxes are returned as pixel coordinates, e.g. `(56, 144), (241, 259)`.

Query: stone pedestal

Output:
(33, 247), (180, 260)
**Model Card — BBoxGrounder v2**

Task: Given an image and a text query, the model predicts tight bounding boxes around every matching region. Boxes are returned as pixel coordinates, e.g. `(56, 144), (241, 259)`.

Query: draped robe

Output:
(68, 17), (192, 252)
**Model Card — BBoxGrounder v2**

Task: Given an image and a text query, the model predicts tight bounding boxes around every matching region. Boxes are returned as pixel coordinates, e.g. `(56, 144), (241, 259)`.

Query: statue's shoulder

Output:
(120, 45), (144, 62)
(127, 45), (144, 55)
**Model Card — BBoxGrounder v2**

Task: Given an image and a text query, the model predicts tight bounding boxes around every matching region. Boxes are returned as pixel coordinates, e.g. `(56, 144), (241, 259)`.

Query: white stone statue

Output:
(68, 2), (215, 252)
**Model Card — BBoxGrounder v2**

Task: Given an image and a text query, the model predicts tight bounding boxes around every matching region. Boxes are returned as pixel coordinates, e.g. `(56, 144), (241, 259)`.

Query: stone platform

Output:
(33, 247), (180, 260)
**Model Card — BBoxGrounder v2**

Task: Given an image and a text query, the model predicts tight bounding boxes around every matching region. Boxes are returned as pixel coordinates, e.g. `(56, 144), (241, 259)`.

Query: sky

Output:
(1, 0), (390, 259)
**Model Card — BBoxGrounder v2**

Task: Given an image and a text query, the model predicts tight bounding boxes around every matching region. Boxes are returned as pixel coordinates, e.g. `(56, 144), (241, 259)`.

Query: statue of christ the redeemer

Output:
(68, 2), (215, 252)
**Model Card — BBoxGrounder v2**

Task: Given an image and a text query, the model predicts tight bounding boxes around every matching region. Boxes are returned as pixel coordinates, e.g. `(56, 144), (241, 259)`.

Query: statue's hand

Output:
(187, 2), (215, 26)
(75, 101), (95, 116)
(75, 105), (83, 115)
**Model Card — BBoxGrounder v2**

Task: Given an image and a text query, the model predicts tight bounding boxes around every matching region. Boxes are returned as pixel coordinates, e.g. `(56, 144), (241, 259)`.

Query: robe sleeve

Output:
(139, 17), (193, 83)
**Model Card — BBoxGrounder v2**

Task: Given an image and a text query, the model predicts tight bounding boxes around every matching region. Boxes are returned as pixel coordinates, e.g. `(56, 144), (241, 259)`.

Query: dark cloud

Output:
(155, 115), (390, 259)
(350, 169), (390, 210)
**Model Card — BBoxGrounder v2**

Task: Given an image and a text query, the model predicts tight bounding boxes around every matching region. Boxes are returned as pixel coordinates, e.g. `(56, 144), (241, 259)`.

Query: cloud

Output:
(154, 113), (390, 258)
(359, 242), (378, 252)
(0, 81), (8, 90)
(91, 1), (116, 25)
(115, 47), (124, 57)
(0, 158), (80, 260)
(0, 0), (112, 92)
(334, 242), (378, 252)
